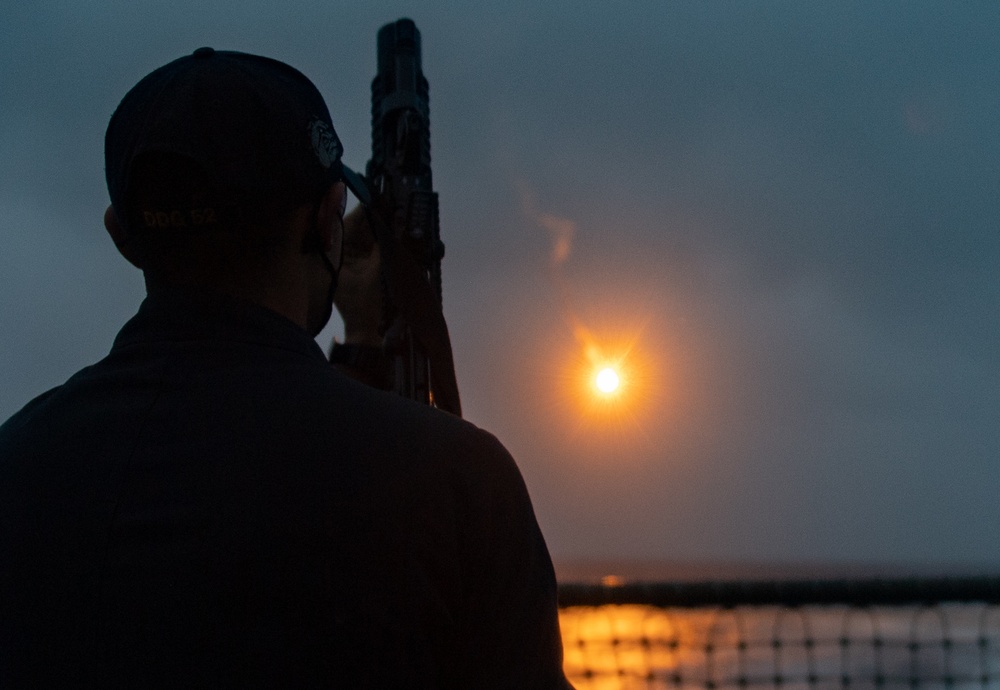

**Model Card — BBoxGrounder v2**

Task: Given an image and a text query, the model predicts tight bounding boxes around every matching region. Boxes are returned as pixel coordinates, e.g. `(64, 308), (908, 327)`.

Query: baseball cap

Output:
(105, 46), (369, 233)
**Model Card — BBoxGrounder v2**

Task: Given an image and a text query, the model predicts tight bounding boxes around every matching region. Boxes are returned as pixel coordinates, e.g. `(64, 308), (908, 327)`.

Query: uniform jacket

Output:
(0, 288), (570, 689)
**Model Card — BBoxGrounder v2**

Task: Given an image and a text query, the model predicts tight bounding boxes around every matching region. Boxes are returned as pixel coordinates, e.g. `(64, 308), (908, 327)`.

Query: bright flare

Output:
(595, 367), (620, 394)
(550, 313), (662, 446)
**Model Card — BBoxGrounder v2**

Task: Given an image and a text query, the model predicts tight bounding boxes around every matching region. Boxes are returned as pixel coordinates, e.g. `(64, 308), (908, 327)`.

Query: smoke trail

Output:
(538, 213), (575, 267)
(518, 181), (577, 268)
(518, 182), (606, 367)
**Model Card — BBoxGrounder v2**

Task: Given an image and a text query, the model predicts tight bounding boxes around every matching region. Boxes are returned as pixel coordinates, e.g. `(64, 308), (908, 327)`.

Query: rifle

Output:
(365, 18), (461, 415)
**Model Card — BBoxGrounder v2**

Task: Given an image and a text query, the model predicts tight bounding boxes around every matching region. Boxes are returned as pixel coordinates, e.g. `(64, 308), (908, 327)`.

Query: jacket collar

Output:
(112, 286), (328, 362)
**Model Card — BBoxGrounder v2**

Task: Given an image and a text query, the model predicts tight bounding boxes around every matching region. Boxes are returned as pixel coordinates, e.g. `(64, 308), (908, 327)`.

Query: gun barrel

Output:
(370, 18), (431, 187)
(377, 18), (422, 94)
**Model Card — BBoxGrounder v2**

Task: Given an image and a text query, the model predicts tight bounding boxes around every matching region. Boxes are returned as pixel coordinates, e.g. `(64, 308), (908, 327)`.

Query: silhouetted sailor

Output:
(0, 47), (572, 689)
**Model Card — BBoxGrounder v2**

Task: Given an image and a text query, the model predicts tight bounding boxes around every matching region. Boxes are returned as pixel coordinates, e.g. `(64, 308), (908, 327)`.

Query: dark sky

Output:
(2, 2), (998, 569)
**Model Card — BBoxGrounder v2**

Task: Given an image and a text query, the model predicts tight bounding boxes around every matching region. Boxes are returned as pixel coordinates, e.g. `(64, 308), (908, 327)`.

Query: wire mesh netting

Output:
(557, 579), (1000, 690)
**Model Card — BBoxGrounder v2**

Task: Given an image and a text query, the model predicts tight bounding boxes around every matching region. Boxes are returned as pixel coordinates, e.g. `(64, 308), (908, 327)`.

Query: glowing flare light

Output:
(545, 312), (661, 447)
(595, 367), (620, 394)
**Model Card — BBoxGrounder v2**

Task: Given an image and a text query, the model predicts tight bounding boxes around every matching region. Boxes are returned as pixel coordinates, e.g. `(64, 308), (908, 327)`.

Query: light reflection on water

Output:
(560, 605), (710, 690)
(558, 604), (1000, 690)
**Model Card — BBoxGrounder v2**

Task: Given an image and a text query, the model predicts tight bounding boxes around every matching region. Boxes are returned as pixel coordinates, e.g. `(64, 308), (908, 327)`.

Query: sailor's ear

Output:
(312, 181), (346, 262)
(104, 205), (143, 269)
